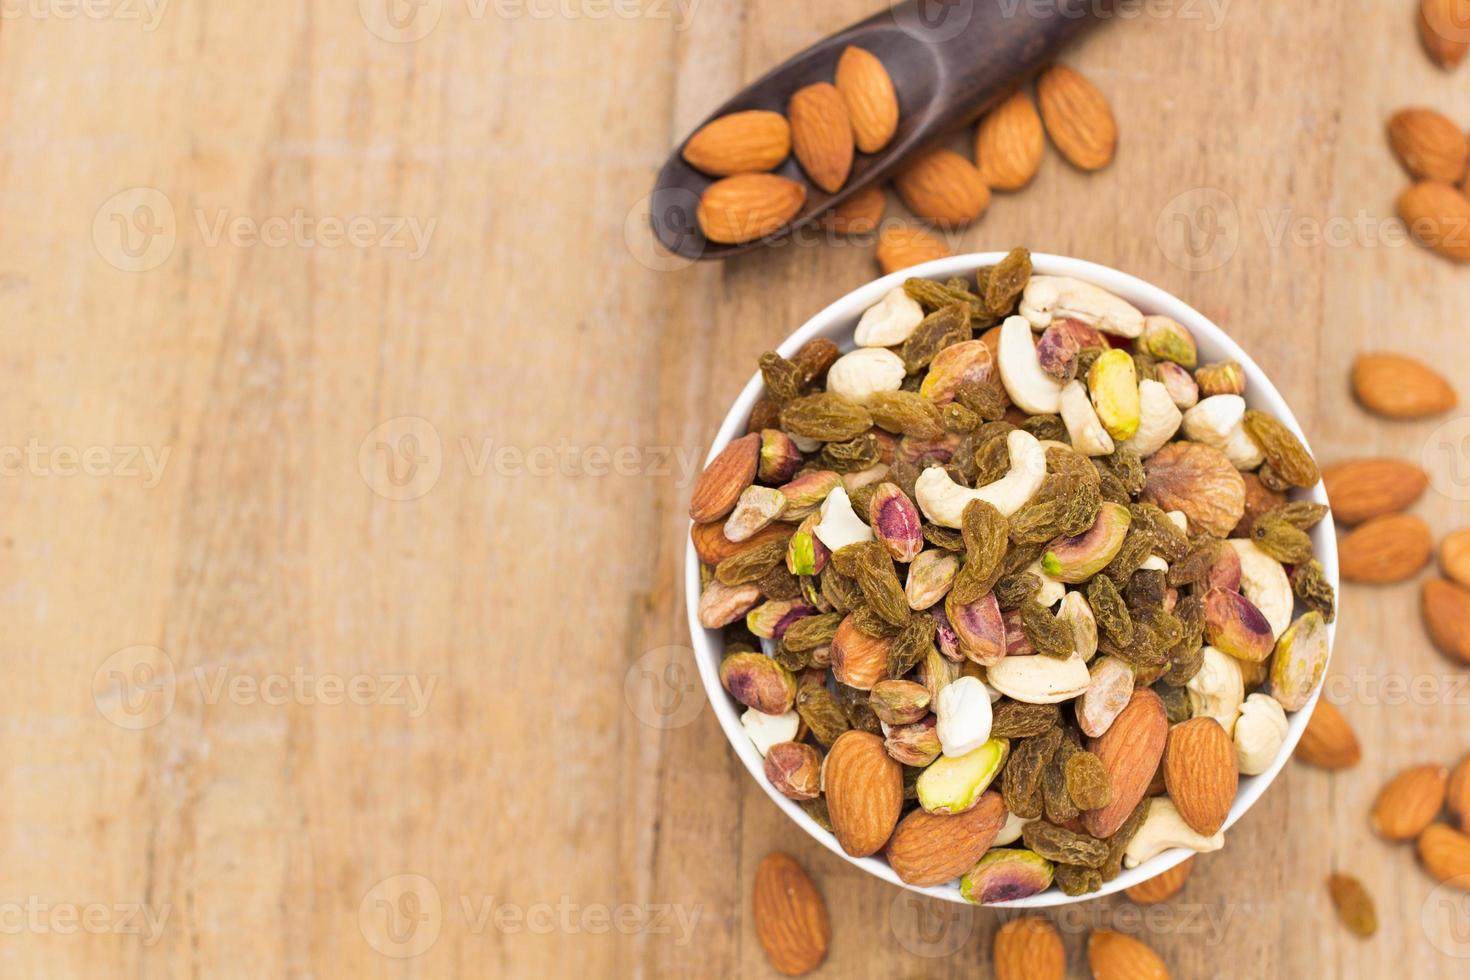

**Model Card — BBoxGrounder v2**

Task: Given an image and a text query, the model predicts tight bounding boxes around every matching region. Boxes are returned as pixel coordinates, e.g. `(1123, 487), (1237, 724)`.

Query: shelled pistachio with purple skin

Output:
(688, 248), (1334, 901)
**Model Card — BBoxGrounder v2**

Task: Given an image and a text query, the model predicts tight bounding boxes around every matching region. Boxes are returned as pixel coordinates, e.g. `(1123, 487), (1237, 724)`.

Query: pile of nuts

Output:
(691, 248), (1335, 903)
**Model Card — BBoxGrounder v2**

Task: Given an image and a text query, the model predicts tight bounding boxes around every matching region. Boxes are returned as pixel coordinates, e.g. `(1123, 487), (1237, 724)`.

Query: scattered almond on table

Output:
(1419, 0), (1470, 69)
(1124, 854), (1194, 904)
(1295, 699), (1361, 770)
(751, 852), (829, 976)
(992, 916), (1064, 980)
(1087, 929), (1171, 979)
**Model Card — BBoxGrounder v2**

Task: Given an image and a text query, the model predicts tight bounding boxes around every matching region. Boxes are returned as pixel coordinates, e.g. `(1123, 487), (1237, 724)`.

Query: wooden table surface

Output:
(4, 0), (1469, 976)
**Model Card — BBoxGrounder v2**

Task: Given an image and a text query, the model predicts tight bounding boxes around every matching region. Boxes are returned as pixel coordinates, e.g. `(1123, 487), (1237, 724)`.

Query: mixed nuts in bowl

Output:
(683, 250), (1338, 906)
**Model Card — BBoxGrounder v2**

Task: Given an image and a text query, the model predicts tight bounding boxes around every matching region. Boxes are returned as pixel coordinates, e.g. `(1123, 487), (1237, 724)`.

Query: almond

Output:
(1397, 181), (1470, 262)
(830, 615), (893, 690)
(994, 916), (1065, 980)
(1423, 578), (1470, 663)
(1440, 529), (1470, 589)
(691, 520), (796, 565)
(824, 730), (903, 857)
(1162, 717), (1238, 836)
(1448, 755), (1470, 833)
(688, 432), (760, 522)
(1420, 0), (1470, 69)
(1388, 108), (1469, 182)
(1037, 64), (1117, 171)
(1418, 824), (1470, 888)
(1084, 688), (1169, 838)
(697, 174), (806, 245)
(1371, 764), (1448, 841)
(886, 791), (1005, 886)
(1124, 856), (1195, 905)
(752, 852), (829, 976)
(1087, 929), (1170, 980)
(875, 225), (951, 275)
(975, 91), (1046, 191)
(681, 110), (791, 177)
(1295, 700), (1361, 770)
(1321, 458), (1428, 524)
(893, 148), (991, 227)
(1338, 513), (1433, 584)
(820, 185), (886, 234)
(788, 83), (854, 194)
(1351, 351), (1458, 418)
(835, 46), (899, 154)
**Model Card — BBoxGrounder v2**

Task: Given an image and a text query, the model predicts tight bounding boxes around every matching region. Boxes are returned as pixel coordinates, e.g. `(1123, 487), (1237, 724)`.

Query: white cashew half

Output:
(986, 652), (1091, 704)
(935, 675), (994, 758)
(1028, 561), (1066, 608)
(1120, 379), (1183, 458)
(1182, 395), (1265, 470)
(1140, 555), (1169, 573)
(1234, 693), (1289, 775)
(1059, 380), (1115, 456)
(854, 285), (925, 347)
(914, 429), (1046, 527)
(1226, 539), (1293, 639)
(1186, 646), (1245, 736)
(813, 486), (876, 551)
(998, 315), (1064, 414)
(1057, 591), (1098, 661)
(993, 809), (1027, 846)
(1019, 276), (1145, 338)
(1166, 510), (1188, 533)
(741, 707), (799, 757)
(1123, 798), (1225, 868)
(825, 347), (906, 405)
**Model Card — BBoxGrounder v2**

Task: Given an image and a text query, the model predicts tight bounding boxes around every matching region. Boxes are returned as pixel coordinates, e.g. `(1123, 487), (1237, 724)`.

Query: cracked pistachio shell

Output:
(906, 550), (959, 610)
(1041, 501), (1131, 583)
(916, 737), (1010, 814)
(870, 679), (932, 726)
(778, 470), (844, 521)
(1203, 587), (1275, 663)
(945, 591), (1007, 666)
(1269, 611), (1329, 711)
(884, 714), (942, 766)
(758, 429), (802, 484)
(720, 652), (797, 715)
(699, 580), (762, 629)
(1140, 315), (1198, 368)
(869, 483), (924, 562)
(763, 741), (822, 800)
(746, 600), (815, 640)
(786, 512), (831, 577)
(1057, 591), (1098, 661)
(1156, 360), (1200, 409)
(959, 848), (1055, 904)
(1087, 349), (1141, 441)
(1077, 655), (1136, 737)
(724, 485), (787, 543)
(919, 340), (996, 405)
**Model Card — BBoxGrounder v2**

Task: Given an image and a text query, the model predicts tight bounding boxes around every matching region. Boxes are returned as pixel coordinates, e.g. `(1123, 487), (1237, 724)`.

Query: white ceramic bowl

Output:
(684, 253), (1338, 907)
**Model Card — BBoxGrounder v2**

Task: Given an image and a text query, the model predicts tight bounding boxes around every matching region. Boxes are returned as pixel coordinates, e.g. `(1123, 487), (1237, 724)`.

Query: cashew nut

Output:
(1019, 275), (1145, 338)
(1059, 380), (1115, 456)
(1120, 379), (1183, 458)
(993, 809), (1027, 846)
(936, 675), (994, 758)
(1186, 645), (1245, 736)
(854, 285), (925, 347)
(1233, 692), (1289, 775)
(985, 652), (1091, 704)
(1123, 798), (1225, 869)
(825, 347), (906, 405)
(1226, 539), (1293, 639)
(1181, 395), (1265, 470)
(1028, 560), (1066, 608)
(913, 429), (1046, 526)
(741, 707), (800, 757)
(1140, 555), (1169, 573)
(1166, 510), (1188, 533)
(813, 486), (876, 552)
(1057, 591), (1098, 661)
(998, 315), (1064, 414)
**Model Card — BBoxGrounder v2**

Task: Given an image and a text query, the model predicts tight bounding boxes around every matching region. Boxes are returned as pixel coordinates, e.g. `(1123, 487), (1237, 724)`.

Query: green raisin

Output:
(1131, 351), (1160, 384)
(1258, 462), (1292, 493)
(972, 428), (1014, 486)
(1129, 502), (1190, 563)
(1021, 413), (1067, 442)
(716, 537), (790, 586)
(1100, 798), (1150, 882)
(1001, 540), (1046, 578)
(982, 247), (1031, 317)
(904, 277), (981, 316)
(995, 572), (1041, 611)
(835, 684), (882, 734)
(1044, 743), (1081, 824)
(799, 796), (834, 833)
(941, 402), (982, 433)
(1156, 683), (1193, 723)
(850, 604), (902, 638)
(757, 564), (802, 600)
(923, 523), (966, 551)
(1242, 410), (1320, 488)
(1271, 501), (1330, 531)
(1054, 863), (1103, 896)
(1095, 465), (1131, 504)
(901, 304), (972, 373)
(1124, 569), (1168, 613)
(1021, 601), (1075, 658)
(759, 350), (805, 403)
(1251, 512), (1315, 564)
(954, 381), (1010, 422)
(887, 613), (937, 679)
(791, 337), (839, 388)
(1088, 575), (1134, 646)
(1076, 346), (1106, 379)
(990, 700), (1060, 738)
(1291, 559), (1337, 623)
(853, 542), (911, 627)
(1002, 727), (1062, 819)
(1328, 872), (1378, 939)
(796, 684), (850, 746)
(847, 483), (878, 519)
(868, 390), (947, 439)
(1065, 751), (1113, 811)
(1168, 537), (1222, 588)
(772, 641), (810, 672)
(783, 612), (844, 652)
(820, 567), (862, 613)
(1102, 527), (1153, 586)
(1101, 447), (1147, 496)
(821, 433), (882, 473)
(780, 393), (874, 442)
(1021, 820), (1109, 869)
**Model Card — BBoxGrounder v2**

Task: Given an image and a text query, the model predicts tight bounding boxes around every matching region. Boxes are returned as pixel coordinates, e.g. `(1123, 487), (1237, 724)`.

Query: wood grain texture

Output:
(1, 0), (1467, 976)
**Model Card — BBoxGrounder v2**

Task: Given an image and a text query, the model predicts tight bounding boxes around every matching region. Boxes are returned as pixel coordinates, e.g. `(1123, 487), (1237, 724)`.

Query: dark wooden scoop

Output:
(649, 0), (1113, 261)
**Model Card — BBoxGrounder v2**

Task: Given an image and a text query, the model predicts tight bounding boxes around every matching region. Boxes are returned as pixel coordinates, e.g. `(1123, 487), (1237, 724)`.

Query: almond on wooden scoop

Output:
(835, 46), (899, 153)
(893, 148), (991, 227)
(696, 174), (806, 245)
(681, 110), (792, 177)
(788, 82), (854, 193)
(752, 853), (829, 976)
(1162, 717), (1237, 836)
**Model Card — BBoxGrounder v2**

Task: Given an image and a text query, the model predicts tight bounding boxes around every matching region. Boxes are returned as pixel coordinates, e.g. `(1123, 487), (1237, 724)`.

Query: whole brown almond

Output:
(1162, 717), (1237, 836)
(1295, 700), (1361, 770)
(752, 852), (829, 976)
(824, 730), (903, 857)
(689, 433), (760, 522)
(1448, 755), (1470, 833)
(788, 83), (854, 194)
(886, 791), (1005, 886)
(994, 916), (1065, 980)
(682, 110), (792, 177)
(1037, 64), (1117, 171)
(1397, 182), (1470, 262)
(1389, 108), (1470, 182)
(1321, 458), (1429, 524)
(820, 185), (887, 234)
(1088, 929), (1170, 980)
(1351, 351), (1458, 418)
(697, 174), (806, 245)
(875, 225), (951, 275)
(893, 148), (991, 228)
(975, 90), (1046, 191)
(1420, 0), (1470, 69)
(1124, 856), (1195, 904)
(1440, 528), (1470, 589)
(835, 46), (899, 154)
(1418, 824), (1470, 888)
(1423, 578), (1470, 663)
(1372, 764), (1448, 841)
(1085, 689), (1168, 838)
(1338, 513), (1433, 584)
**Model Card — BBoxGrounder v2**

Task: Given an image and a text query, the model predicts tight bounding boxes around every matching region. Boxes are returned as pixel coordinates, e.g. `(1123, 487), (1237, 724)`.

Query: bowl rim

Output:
(683, 251), (1338, 908)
